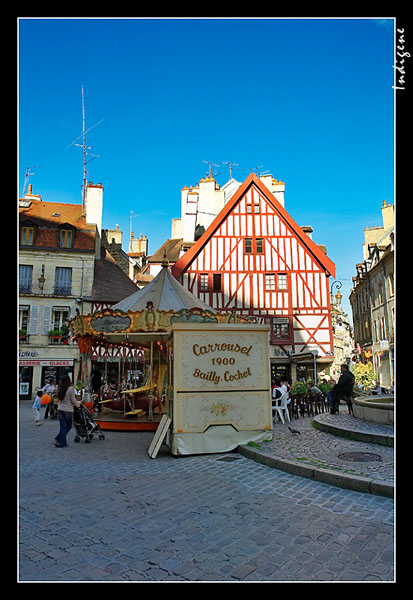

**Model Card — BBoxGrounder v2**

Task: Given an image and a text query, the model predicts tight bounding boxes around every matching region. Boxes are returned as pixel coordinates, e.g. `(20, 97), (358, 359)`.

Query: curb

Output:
(238, 444), (394, 499)
(313, 415), (394, 447)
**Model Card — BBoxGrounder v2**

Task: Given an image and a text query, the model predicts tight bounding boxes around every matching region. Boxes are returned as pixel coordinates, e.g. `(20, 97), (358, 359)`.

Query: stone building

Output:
(18, 183), (137, 399)
(349, 201), (394, 388)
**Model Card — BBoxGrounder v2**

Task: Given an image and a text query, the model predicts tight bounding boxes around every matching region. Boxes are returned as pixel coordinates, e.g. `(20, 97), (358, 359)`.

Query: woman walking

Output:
(54, 375), (81, 448)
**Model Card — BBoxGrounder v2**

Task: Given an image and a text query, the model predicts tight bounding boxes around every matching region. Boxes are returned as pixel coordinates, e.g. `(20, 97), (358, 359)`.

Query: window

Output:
(388, 273), (394, 296)
(54, 267), (72, 295)
(60, 229), (73, 248)
(380, 316), (386, 340)
(199, 273), (208, 292)
(212, 274), (222, 292)
(53, 307), (70, 331)
(271, 318), (290, 340)
(265, 274), (276, 290)
(244, 237), (264, 254)
(19, 265), (33, 293)
(20, 226), (35, 246)
(246, 203), (260, 214)
(277, 273), (288, 290)
(378, 283), (383, 305)
(19, 305), (29, 338)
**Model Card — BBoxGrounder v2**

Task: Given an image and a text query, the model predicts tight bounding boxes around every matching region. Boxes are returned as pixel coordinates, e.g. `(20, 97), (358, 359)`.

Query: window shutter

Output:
(28, 305), (40, 335)
(42, 306), (52, 335)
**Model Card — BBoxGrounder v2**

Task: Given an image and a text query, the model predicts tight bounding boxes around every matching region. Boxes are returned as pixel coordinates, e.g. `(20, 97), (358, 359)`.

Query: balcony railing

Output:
(54, 286), (72, 296)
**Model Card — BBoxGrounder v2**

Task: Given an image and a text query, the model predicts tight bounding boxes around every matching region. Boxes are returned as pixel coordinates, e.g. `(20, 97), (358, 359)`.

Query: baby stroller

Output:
(73, 402), (105, 443)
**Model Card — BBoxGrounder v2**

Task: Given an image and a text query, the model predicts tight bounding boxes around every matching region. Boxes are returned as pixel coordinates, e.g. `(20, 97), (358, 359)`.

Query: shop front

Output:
(19, 356), (75, 400)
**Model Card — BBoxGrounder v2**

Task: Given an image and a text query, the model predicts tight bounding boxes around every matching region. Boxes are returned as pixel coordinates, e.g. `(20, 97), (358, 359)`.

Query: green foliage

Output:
(291, 381), (307, 395)
(352, 361), (376, 386)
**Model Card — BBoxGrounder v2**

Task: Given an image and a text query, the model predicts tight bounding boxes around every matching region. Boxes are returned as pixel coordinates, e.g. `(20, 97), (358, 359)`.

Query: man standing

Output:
(327, 364), (355, 414)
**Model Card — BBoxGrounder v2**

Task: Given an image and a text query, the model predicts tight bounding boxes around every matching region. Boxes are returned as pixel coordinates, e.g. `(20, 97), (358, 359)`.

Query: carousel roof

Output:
(112, 265), (215, 313)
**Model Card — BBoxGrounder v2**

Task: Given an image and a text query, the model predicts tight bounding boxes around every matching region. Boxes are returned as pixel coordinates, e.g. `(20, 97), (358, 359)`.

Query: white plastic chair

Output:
(272, 391), (291, 424)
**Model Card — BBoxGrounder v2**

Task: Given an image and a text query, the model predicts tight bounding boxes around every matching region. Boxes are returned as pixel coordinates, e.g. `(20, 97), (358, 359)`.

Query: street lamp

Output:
(310, 349), (318, 384)
(330, 280), (342, 306)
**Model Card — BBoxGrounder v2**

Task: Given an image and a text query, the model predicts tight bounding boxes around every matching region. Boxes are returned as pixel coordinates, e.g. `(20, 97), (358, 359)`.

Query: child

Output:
(32, 390), (43, 426)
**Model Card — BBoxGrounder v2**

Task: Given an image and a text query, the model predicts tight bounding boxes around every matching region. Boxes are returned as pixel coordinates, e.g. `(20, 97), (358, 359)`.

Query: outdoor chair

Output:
(288, 394), (300, 420)
(339, 395), (353, 414)
(272, 391), (291, 424)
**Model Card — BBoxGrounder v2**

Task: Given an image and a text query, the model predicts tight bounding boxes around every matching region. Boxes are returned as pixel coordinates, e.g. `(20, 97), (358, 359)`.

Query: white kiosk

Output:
(170, 322), (272, 455)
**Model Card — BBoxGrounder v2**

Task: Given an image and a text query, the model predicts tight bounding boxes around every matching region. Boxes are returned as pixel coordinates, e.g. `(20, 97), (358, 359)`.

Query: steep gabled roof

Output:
(172, 173), (335, 279)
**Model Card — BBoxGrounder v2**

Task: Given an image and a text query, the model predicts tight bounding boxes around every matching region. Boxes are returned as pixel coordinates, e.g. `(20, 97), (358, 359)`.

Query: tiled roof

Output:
(148, 238), (184, 263)
(92, 249), (139, 303)
(19, 200), (96, 251)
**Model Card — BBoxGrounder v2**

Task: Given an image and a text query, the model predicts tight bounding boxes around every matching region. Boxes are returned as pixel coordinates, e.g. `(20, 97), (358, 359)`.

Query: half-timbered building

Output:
(172, 173), (336, 383)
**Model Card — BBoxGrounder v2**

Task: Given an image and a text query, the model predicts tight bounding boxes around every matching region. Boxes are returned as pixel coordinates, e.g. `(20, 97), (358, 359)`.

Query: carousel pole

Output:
(148, 341), (154, 420)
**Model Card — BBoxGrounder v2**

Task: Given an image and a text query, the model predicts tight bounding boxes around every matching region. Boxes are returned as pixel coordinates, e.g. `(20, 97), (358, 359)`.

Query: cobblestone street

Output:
(18, 402), (395, 582)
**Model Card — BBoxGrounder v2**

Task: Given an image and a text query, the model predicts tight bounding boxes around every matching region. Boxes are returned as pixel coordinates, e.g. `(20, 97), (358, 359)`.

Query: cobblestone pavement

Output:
(248, 408), (394, 486)
(18, 402), (395, 582)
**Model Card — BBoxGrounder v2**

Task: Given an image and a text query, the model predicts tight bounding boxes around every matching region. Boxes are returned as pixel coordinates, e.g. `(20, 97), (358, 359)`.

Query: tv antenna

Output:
(222, 161), (240, 179)
(22, 165), (41, 196)
(66, 85), (103, 215)
(202, 160), (220, 179)
(252, 165), (270, 177)
(130, 210), (141, 240)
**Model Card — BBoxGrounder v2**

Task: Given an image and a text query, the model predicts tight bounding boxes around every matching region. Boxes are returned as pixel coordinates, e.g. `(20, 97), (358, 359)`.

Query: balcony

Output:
(48, 329), (70, 345)
(19, 284), (32, 294)
(54, 286), (72, 296)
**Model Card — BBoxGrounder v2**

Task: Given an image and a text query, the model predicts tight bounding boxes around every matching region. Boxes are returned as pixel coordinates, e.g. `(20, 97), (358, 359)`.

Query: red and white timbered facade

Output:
(172, 174), (336, 375)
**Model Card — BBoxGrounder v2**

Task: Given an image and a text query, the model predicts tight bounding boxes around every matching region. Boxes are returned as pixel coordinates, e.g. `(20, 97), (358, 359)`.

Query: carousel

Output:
(71, 265), (273, 455)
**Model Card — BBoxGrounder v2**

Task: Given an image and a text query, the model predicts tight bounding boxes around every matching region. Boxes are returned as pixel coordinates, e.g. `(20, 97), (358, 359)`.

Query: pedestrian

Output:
(54, 375), (82, 448)
(32, 390), (43, 426)
(326, 364), (355, 414)
(307, 382), (323, 396)
(42, 378), (56, 420)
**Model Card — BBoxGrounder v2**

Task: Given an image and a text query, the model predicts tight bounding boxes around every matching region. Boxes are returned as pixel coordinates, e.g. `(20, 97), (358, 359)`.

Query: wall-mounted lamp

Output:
(38, 265), (46, 293)
(330, 280), (342, 306)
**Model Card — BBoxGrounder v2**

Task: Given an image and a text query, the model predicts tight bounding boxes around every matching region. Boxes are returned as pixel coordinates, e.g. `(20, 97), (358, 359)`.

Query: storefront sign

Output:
(19, 359), (74, 366)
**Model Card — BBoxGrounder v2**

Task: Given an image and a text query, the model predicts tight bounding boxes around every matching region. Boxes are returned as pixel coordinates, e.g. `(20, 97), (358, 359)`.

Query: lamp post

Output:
(310, 349), (318, 384)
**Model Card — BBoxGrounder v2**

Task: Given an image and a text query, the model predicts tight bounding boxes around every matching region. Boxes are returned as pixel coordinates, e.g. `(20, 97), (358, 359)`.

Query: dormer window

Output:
(20, 221), (37, 246)
(58, 224), (75, 248)
(20, 226), (35, 246)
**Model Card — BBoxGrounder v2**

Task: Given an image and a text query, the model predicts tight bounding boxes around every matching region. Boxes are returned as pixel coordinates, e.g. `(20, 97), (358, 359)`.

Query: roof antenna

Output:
(252, 165), (270, 177)
(66, 85), (103, 215)
(202, 160), (220, 179)
(22, 165), (41, 196)
(222, 161), (240, 179)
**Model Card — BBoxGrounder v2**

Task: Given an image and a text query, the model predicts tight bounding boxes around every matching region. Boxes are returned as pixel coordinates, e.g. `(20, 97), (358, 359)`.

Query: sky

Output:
(18, 17), (396, 317)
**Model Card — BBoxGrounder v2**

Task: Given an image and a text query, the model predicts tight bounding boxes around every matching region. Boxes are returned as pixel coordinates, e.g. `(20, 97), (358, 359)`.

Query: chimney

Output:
(183, 191), (198, 242)
(301, 226), (313, 240)
(23, 184), (42, 201)
(381, 200), (394, 232)
(85, 182), (103, 234)
(259, 175), (285, 207)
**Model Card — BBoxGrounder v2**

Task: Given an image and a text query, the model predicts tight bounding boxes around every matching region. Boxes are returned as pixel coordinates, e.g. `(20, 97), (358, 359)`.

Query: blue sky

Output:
(18, 17), (395, 316)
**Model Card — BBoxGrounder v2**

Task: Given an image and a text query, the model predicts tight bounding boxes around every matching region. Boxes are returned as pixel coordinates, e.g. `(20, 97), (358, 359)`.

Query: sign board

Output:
(148, 415), (172, 459)
(171, 322), (272, 455)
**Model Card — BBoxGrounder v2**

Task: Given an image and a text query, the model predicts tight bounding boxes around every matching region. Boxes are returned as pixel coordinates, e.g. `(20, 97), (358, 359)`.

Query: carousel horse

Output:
(121, 363), (168, 417)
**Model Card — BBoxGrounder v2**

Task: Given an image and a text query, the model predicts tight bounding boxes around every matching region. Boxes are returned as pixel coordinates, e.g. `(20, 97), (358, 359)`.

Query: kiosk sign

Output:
(171, 322), (272, 455)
